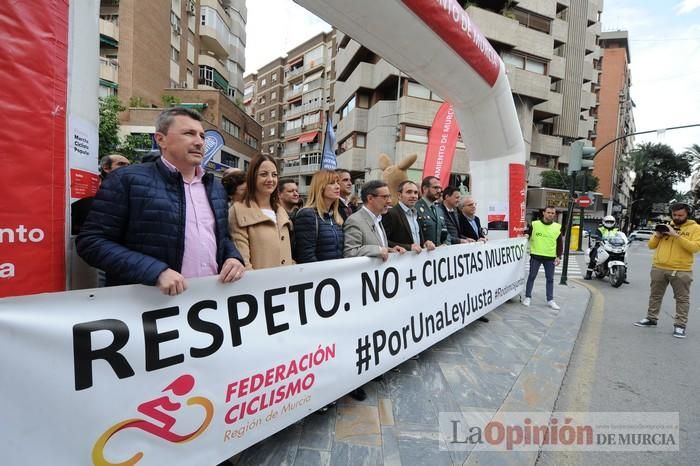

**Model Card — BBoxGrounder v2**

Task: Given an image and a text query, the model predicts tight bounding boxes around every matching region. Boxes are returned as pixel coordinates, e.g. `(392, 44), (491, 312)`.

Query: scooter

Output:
(585, 232), (629, 288)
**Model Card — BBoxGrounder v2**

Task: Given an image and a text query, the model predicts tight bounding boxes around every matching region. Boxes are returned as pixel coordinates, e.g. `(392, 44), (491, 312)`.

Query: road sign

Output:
(575, 195), (592, 208)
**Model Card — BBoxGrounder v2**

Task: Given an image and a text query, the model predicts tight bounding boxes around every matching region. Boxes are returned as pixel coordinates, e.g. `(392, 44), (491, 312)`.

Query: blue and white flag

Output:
(201, 129), (225, 167)
(320, 113), (337, 169)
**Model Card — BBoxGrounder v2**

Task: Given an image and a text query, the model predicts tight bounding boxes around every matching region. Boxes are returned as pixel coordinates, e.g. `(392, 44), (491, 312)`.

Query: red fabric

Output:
(422, 103), (460, 188)
(0, 1), (69, 297)
(297, 131), (320, 144)
(401, 0), (500, 87)
(508, 164), (526, 238)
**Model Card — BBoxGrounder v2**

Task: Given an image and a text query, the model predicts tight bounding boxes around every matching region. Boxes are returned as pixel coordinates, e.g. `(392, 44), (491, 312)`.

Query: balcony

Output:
(506, 66), (550, 103)
(285, 86), (303, 101)
(531, 132), (561, 157)
(552, 18), (567, 45)
(99, 57), (118, 84)
(533, 92), (563, 120)
(199, 54), (229, 82)
(285, 66), (304, 81)
(466, 6), (552, 59)
(286, 101), (323, 118)
(99, 18), (119, 45)
(549, 55), (565, 80)
(300, 143), (321, 154)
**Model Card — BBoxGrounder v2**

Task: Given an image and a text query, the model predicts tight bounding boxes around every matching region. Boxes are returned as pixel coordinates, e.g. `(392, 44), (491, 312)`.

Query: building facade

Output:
(243, 31), (336, 195)
(593, 30), (635, 218)
(99, 0), (260, 166)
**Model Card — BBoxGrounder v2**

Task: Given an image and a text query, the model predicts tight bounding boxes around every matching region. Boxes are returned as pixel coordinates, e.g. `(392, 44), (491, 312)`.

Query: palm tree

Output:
(684, 143), (700, 169)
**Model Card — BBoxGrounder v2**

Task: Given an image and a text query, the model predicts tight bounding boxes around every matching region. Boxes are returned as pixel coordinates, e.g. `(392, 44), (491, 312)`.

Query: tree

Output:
(625, 143), (691, 226)
(120, 133), (154, 162)
(161, 94), (181, 107)
(540, 170), (568, 189)
(98, 95), (124, 157)
(683, 143), (700, 169)
(540, 170), (599, 191)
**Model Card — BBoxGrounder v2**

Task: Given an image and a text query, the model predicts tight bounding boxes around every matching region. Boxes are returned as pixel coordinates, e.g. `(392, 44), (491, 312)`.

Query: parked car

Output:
(629, 229), (654, 241)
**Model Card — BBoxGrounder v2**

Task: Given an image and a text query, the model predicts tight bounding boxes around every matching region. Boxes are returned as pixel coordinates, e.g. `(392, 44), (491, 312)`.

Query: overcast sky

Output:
(245, 0), (700, 184)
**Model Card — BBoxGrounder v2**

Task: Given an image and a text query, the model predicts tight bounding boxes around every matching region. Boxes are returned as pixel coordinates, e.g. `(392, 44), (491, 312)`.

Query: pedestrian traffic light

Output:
(567, 140), (596, 174)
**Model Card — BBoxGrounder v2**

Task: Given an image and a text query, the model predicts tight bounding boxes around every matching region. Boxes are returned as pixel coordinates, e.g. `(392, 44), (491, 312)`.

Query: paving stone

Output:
(378, 398), (395, 426)
(293, 448), (331, 466)
(329, 442), (383, 466)
(334, 403), (381, 446)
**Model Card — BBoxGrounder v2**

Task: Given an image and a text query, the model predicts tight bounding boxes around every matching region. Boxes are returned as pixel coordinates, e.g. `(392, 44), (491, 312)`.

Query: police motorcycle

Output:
(585, 229), (629, 288)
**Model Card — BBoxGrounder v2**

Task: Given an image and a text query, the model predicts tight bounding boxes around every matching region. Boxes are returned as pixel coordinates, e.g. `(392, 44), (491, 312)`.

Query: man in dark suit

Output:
(458, 195), (490, 323)
(416, 176), (451, 246)
(383, 180), (436, 252)
(459, 195), (487, 242)
(439, 185), (471, 245)
(336, 169), (357, 221)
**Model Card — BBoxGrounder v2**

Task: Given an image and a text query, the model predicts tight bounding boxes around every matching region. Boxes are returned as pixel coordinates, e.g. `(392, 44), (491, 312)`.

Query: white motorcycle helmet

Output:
(602, 215), (616, 228)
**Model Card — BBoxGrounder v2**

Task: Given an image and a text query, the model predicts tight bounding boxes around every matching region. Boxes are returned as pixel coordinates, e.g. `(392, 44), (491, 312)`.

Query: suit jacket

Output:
(382, 205), (425, 250)
(459, 213), (484, 241)
(415, 198), (451, 246)
(438, 204), (463, 245)
(343, 208), (387, 258)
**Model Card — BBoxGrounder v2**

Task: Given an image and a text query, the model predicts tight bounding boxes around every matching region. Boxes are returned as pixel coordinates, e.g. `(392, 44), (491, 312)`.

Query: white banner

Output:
(0, 239), (526, 466)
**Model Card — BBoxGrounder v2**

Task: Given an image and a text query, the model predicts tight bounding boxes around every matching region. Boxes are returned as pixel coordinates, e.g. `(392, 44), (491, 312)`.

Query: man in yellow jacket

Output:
(635, 203), (700, 338)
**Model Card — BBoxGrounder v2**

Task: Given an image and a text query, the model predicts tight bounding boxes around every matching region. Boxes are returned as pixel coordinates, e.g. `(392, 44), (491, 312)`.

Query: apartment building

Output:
(592, 30), (635, 216)
(332, 0), (603, 194)
(333, 35), (470, 187)
(99, 0), (260, 167)
(243, 31), (336, 195)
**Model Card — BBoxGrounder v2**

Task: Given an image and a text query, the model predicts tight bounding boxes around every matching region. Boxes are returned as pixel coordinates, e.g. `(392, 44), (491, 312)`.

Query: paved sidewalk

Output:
(226, 278), (590, 466)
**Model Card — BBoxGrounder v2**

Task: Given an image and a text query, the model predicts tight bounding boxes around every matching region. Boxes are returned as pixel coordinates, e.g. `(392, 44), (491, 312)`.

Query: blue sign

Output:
(201, 129), (225, 167)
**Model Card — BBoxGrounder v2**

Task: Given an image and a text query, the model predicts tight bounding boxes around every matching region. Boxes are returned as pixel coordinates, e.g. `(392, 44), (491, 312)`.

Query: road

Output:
(539, 240), (700, 465)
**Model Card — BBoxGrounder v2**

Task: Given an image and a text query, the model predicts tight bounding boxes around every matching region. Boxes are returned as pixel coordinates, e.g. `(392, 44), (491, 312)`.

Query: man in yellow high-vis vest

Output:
(523, 206), (563, 309)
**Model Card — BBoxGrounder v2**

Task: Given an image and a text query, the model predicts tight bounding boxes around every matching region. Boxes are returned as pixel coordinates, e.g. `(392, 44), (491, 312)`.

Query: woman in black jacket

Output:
(293, 170), (367, 402)
(294, 170), (344, 263)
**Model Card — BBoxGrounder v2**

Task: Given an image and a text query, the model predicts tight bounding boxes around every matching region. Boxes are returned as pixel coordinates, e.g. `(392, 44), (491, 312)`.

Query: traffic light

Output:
(568, 140), (596, 174)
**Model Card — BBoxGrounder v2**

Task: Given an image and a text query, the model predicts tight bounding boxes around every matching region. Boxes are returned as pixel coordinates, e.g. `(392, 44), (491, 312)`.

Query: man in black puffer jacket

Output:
(77, 107), (245, 295)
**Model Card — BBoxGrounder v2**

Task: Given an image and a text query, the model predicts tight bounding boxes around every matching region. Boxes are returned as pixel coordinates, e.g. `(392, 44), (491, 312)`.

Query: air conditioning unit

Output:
(173, 23), (181, 35)
(187, 0), (196, 15)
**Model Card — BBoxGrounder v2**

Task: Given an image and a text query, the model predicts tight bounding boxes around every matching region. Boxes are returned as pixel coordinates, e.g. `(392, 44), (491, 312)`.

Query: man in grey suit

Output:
(344, 180), (406, 260)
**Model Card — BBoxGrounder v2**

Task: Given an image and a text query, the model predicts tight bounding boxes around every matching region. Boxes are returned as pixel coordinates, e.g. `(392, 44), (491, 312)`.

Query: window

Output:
(244, 133), (258, 149)
(530, 154), (555, 169)
(258, 113), (265, 122)
(221, 150), (240, 168)
(244, 161), (250, 171)
(338, 132), (367, 154)
(270, 127), (276, 136)
(502, 51), (547, 75)
(513, 8), (551, 34)
(271, 72), (277, 82)
(221, 117), (240, 138)
(270, 109), (276, 119)
(170, 46), (180, 62)
(340, 96), (356, 119)
(270, 91), (277, 101)
(404, 125), (429, 143)
(260, 78), (267, 87)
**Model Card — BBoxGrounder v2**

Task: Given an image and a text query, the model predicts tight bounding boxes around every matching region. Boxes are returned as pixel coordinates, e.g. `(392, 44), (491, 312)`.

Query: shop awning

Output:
(297, 131), (320, 144)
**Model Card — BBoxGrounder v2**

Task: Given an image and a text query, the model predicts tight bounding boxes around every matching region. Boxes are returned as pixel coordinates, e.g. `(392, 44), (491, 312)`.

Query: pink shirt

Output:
(162, 157), (218, 278)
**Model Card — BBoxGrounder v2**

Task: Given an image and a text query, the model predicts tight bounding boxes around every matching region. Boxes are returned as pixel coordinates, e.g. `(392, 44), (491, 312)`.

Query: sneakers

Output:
(634, 318), (657, 327)
(522, 297), (531, 307)
(584, 270), (592, 280)
(547, 300), (561, 310)
(673, 326), (687, 338)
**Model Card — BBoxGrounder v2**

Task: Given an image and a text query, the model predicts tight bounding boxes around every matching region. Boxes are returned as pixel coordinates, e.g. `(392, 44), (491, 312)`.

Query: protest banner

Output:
(0, 239), (526, 465)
